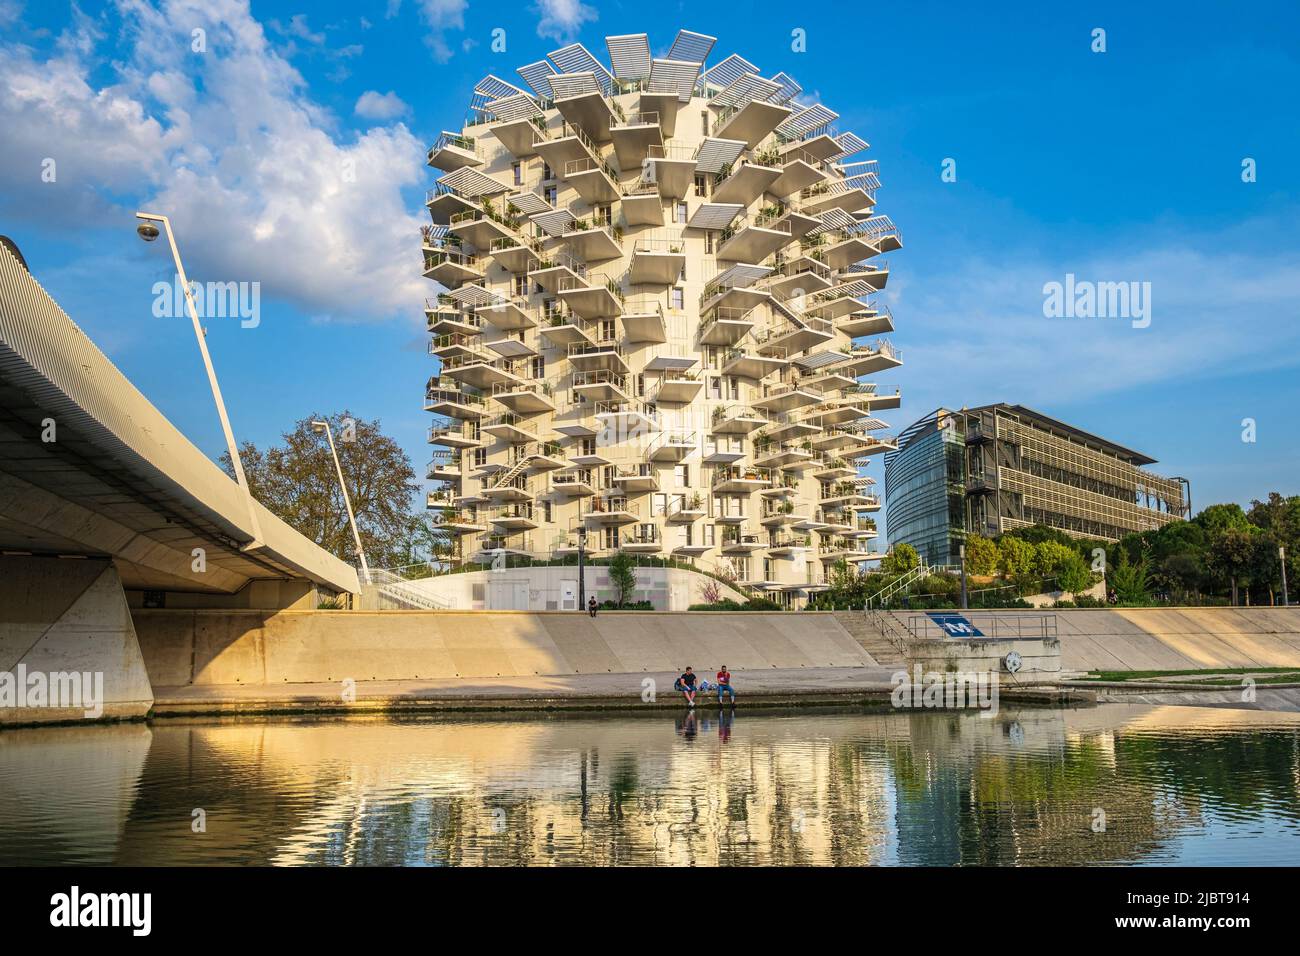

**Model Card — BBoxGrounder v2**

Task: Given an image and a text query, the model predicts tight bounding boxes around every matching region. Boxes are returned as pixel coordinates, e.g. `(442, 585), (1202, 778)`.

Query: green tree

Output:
(996, 536), (1035, 577)
(1033, 540), (1077, 578)
(1207, 526), (1256, 605)
(881, 542), (920, 574)
(964, 534), (998, 575)
(219, 411), (419, 569)
(608, 550), (637, 607)
(1108, 549), (1152, 605)
(1055, 552), (1094, 596)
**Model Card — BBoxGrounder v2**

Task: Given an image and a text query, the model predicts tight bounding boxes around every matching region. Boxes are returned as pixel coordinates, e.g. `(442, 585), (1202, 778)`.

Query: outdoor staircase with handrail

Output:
(367, 566), (454, 610)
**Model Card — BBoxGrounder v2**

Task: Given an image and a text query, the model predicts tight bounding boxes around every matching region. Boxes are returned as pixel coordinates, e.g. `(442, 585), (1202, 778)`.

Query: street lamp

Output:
(959, 542), (968, 610)
(311, 420), (370, 585)
(577, 525), (588, 612)
(135, 211), (263, 551)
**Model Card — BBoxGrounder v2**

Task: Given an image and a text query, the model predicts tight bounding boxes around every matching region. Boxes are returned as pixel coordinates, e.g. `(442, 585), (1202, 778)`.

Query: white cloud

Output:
(533, 0), (596, 43)
(355, 89), (409, 121)
(0, 0), (426, 322)
(416, 0), (466, 63)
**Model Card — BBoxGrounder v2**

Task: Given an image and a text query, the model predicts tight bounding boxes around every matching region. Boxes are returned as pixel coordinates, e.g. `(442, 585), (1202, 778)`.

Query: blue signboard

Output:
(927, 612), (985, 638)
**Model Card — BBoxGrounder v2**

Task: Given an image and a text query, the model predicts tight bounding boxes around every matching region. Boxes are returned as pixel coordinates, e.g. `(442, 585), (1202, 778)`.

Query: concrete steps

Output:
(832, 611), (905, 665)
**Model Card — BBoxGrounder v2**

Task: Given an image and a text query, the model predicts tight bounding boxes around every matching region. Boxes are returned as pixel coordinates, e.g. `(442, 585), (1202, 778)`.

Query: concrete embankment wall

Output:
(133, 610), (875, 688)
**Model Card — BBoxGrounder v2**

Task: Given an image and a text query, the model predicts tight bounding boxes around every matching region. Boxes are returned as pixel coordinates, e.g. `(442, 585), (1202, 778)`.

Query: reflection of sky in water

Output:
(1, 704), (1298, 866)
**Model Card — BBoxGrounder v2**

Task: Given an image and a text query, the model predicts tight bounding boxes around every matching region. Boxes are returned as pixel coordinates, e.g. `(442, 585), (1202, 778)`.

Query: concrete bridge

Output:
(0, 238), (359, 722)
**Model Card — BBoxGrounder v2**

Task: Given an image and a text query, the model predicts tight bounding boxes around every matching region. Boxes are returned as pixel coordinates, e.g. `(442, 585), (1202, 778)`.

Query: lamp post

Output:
(135, 212), (263, 550)
(959, 542), (969, 610)
(311, 420), (370, 585)
(577, 525), (588, 611)
(1281, 546), (1290, 607)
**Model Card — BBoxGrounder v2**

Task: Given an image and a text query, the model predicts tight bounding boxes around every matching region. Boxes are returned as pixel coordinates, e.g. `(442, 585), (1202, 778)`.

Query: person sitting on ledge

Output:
(673, 667), (698, 707)
(716, 665), (736, 704)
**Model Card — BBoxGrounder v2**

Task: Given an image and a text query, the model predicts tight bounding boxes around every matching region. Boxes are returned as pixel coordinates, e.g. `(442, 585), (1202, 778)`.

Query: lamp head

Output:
(136, 220), (160, 242)
(310, 421), (328, 435)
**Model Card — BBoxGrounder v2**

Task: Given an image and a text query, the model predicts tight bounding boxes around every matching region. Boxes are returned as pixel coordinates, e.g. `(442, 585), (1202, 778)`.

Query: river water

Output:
(2, 703), (1298, 865)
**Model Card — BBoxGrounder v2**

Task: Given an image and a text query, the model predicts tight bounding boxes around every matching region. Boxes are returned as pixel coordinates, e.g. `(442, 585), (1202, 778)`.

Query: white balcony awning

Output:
(693, 137), (746, 174)
(830, 132), (870, 160)
(549, 42), (614, 96)
(668, 29), (716, 64)
(532, 209), (576, 237)
(687, 202), (744, 230)
(438, 166), (510, 198)
(711, 72), (782, 110)
(775, 103), (838, 140)
(517, 60), (558, 98)
(549, 71), (602, 99)
(697, 53), (757, 96)
(509, 191), (553, 216)
(486, 93), (543, 122)
(606, 33), (651, 79)
(648, 58), (702, 102)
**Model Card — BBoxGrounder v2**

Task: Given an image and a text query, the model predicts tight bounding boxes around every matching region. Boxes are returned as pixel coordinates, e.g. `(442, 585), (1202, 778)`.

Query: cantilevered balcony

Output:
(666, 497), (707, 523)
(490, 111), (544, 158)
(488, 235), (542, 273)
(540, 310), (594, 349)
(800, 177), (876, 215)
(429, 332), (483, 362)
(621, 525), (663, 553)
(474, 532), (534, 559)
(700, 267), (773, 315)
(648, 431), (696, 462)
(763, 415), (821, 442)
(792, 514), (831, 533)
(481, 412), (537, 444)
(713, 466), (773, 493)
(818, 482), (880, 509)
(843, 384), (903, 411)
(440, 352), (526, 391)
(568, 340), (629, 376)
(763, 255), (833, 297)
(801, 286), (870, 322)
(533, 120), (603, 173)
(425, 298), (483, 336)
(612, 464), (659, 493)
(620, 298), (667, 344)
(475, 296), (536, 332)
(721, 345), (788, 380)
(711, 158), (781, 205)
(564, 222), (623, 264)
(754, 314), (835, 356)
(768, 534), (813, 556)
(480, 475), (534, 504)
(813, 457), (858, 481)
(768, 148), (830, 198)
(429, 505), (487, 535)
(717, 213), (794, 263)
(424, 185), (479, 225)
(425, 376), (488, 420)
(720, 531), (765, 554)
(653, 370), (702, 404)
(488, 503), (538, 532)
(642, 144), (697, 199)
(703, 437), (747, 465)
(817, 538), (877, 562)
(529, 251), (588, 295)
(711, 405), (768, 435)
(491, 380), (555, 415)
(713, 98), (794, 149)
(838, 304), (894, 338)
(822, 229), (882, 270)
(620, 181), (664, 226)
(629, 239), (686, 285)
(564, 157), (621, 205)
(428, 422), (482, 449)
(426, 451), (463, 481)
(550, 471), (597, 498)
(838, 260), (889, 291)
(427, 131), (483, 171)
(554, 88), (616, 143)
(448, 205), (524, 250)
(584, 497), (639, 525)
(752, 382), (823, 413)
(833, 340), (903, 376)
(555, 273), (623, 320)
(571, 369), (630, 403)
(610, 110), (663, 168)
(754, 442), (815, 470)
(760, 503), (798, 528)
(422, 247), (484, 286)
(801, 402), (872, 429)
(594, 399), (660, 436)
(768, 201), (821, 241)
(698, 307), (756, 346)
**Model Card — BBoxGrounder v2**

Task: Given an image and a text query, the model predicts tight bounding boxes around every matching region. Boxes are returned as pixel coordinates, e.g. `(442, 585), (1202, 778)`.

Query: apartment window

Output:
(675, 202), (688, 224)
(764, 558), (773, 580)
(701, 110), (709, 136)
(694, 174), (708, 197)
(544, 185), (557, 205)
(651, 493), (667, 517)
(709, 376), (722, 399)
(473, 448), (488, 467)
(704, 524), (716, 546)
(636, 373), (645, 397)
(578, 438), (596, 457)
(604, 526), (620, 549)
(531, 356), (544, 379)
(728, 376), (739, 400)
(512, 162), (522, 185)
(543, 162), (553, 180)
(705, 231), (714, 254)
(675, 464), (689, 488)
(542, 500), (552, 523)
(600, 318), (616, 340)
(671, 287), (685, 310)
(513, 274), (528, 297)
(594, 204), (612, 226)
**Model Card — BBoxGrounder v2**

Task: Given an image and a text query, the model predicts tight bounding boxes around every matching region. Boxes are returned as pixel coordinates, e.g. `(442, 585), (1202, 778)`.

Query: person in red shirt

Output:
(716, 665), (735, 704)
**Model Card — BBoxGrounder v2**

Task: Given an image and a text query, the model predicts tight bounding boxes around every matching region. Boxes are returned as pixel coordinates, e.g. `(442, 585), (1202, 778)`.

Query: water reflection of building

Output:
(3, 706), (1298, 866)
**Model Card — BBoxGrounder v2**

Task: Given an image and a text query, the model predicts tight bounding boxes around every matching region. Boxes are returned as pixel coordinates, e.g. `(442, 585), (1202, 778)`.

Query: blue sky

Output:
(1, 0), (1297, 526)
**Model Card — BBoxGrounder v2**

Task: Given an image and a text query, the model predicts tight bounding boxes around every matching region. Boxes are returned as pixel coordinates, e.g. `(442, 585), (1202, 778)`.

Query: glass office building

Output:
(882, 410), (967, 566)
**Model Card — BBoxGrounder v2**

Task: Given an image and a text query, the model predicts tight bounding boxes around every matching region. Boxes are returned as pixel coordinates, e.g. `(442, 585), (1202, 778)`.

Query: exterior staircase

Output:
(490, 455), (531, 489)
(366, 567), (454, 610)
(833, 610), (907, 665)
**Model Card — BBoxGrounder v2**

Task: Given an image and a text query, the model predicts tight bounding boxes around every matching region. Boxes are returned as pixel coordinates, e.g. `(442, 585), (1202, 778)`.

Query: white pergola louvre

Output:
(508, 192), (553, 216)
(775, 104), (838, 139)
(475, 74), (530, 103)
(438, 167), (510, 197)
(826, 279), (877, 298)
(532, 209), (577, 238)
(606, 33), (651, 80)
(517, 60), (558, 99)
(549, 43), (614, 96)
(794, 350), (849, 370)
(693, 137), (746, 173)
(697, 54), (757, 96)
(426, 224), (450, 240)
(854, 475), (878, 487)
(648, 58), (702, 102)
(709, 263), (772, 289)
(448, 285), (505, 309)
(487, 93), (543, 122)
(547, 71), (602, 100)
(770, 72), (803, 105)
(668, 29), (716, 65)
(710, 72), (782, 110)
(844, 171), (881, 192)
(854, 417), (889, 431)
(829, 131), (870, 159)
(855, 215), (897, 238)
(809, 207), (860, 235)
(687, 203), (744, 230)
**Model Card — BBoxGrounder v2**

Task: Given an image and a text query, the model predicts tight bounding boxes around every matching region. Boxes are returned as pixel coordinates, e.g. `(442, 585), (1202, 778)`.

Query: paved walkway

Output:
(153, 665), (907, 714)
